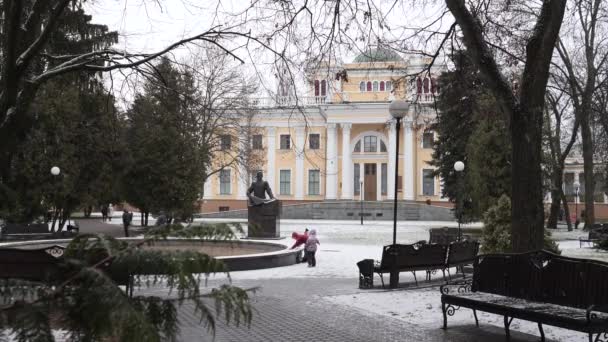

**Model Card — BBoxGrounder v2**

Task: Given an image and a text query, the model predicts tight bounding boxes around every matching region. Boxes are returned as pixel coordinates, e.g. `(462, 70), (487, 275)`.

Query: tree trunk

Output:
(547, 190), (560, 228)
(547, 165), (565, 229)
(145, 212), (149, 226)
(511, 106), (545, 252)
(560, 191), (572, 231)
(580, 113), (596, 227)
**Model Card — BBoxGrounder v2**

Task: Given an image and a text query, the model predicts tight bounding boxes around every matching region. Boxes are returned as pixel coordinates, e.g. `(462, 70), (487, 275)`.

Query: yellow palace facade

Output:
(200, 49), (448, 212)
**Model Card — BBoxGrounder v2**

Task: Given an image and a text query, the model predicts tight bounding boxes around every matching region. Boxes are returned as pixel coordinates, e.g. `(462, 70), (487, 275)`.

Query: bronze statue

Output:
(247, 171), (275, 206)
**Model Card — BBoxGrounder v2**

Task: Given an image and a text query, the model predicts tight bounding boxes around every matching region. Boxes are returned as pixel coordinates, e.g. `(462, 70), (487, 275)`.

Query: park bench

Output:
(440, 250), (608, 342)
(579, 224), (608, 248)
(357, 240), (479, 289)
(0, 246), (67, 282)
(0, 221), (79, 240)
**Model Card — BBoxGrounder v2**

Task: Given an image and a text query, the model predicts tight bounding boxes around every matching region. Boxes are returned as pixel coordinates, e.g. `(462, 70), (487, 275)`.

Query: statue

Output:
(246, 172), (281, 238)
(247, 171), (275, 206)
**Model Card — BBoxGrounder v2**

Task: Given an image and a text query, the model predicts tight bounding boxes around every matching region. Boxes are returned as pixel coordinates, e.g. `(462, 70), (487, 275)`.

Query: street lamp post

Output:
(360, 180), (364, 225)
(388, 99), (410, 289)
(50, 166), (61, 231)
(454, 161), (465, 241)
(574, 181), (580, 229)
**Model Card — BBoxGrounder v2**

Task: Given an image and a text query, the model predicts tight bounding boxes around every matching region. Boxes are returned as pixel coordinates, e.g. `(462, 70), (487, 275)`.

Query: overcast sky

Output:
(85, 0), (453, 108)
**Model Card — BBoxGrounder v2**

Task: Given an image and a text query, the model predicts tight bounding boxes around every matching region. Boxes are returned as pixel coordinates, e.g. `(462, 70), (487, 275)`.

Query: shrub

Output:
(480, 195), (511, 254)
(481, 195), (560, 254)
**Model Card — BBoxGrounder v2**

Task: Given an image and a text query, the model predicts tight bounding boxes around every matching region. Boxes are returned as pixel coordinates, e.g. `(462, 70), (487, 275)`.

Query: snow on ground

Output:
(326, 287), (591, 342)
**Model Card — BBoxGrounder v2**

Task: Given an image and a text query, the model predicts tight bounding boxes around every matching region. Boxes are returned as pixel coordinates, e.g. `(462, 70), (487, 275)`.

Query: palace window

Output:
(354, 164), (360, 196)
(380, 140), (387, 152)
(363, 136), (377, 152)
(359, 81), (365, 92)
(320, 80), (327, 96)
(380, 81), (385, 91)
(309, 133), (320, 149)
(417, 78), (422, 94)
(314, 80), (320, 96)
(381, 163), (388, 195)
(308, 170), (320, 195)
(386, 81), (393, 92)
(219, 169), (231, 195)
(422, 169), (435, 196)
(373, 81), (379, 92)
(220, 135), (231, 150)
(280, 134), (291, 149)
(280, 170), (291, 195)
(252, 134), (263, 150)
(354, 141), (361, 152)
(423, 78), (430, 94)
(366, 81), (372, 92)
(422, 132), (434, 149)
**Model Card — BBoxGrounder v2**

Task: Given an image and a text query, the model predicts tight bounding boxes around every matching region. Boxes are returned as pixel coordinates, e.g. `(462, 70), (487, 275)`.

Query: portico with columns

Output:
(200, 47), (448, 212)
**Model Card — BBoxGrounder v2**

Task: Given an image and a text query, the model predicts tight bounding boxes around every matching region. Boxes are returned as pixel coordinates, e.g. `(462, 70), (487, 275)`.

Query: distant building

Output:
(201, 48), (448, 212)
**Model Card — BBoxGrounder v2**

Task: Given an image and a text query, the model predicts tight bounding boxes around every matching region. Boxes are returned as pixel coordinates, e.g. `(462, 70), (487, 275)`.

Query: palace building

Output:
(200, 48), (449, 212)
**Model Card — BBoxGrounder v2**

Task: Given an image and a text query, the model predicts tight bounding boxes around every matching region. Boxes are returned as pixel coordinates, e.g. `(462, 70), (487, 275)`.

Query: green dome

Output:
(353, 48), (404, 63)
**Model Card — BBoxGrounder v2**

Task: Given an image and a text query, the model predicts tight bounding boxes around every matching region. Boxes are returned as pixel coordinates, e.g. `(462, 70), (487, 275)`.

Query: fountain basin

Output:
(0, 238), (301, 272)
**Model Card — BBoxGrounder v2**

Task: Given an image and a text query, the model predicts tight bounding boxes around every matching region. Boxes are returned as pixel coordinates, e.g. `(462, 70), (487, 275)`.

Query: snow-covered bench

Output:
(441, 251), (608, 342)
(357, 240), (479, 289)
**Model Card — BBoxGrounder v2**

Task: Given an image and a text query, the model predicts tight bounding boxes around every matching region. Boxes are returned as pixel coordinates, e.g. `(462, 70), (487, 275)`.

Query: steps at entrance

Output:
(197, 201), (453, 221)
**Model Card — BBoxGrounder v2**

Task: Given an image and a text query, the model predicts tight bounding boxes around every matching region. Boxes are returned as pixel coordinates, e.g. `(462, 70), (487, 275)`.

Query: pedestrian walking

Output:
(101, 205), (108, 222)
(304, 229), (320, 267)
(108, 203), (114, 221)
(122, 209), (133, 237)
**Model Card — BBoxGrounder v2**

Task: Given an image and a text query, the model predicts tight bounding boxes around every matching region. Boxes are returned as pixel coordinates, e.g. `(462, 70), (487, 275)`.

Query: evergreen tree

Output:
(123, 58), (205, 224)
(431, 51), (511, 220)
(430, 51), (478, 204)
(0, 4), (119, 222)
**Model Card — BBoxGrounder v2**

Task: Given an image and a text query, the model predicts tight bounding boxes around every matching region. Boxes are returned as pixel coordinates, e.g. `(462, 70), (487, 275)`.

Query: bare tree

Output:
(444, 0), (566, 251)
(553, 0), (608, 227)
(544, 84), (579, 230)
(181, 47), (263, 195)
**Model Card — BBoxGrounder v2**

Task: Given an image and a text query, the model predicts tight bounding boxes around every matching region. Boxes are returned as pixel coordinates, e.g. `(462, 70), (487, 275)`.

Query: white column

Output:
(237, 138), (248, 199)
(376, 162), (382, 201)
(387, 122), (396, 199)
(604, 193), (608, 204)
(403, 120), (415, 200)
(341, 123), (353, 199)
(326, 123), (338, 199)
(295, 126), (305, 199)
(266, 127), (276, 190)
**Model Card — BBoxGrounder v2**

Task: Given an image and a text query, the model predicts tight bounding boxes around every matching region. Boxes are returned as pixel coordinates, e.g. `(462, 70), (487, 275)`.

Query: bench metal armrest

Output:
(586, 305), (608, 324)
(440, 279), (473, 295)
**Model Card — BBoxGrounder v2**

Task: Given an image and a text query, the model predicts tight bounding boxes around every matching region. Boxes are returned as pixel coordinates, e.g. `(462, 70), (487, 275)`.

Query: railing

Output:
(246, 91), (439, 108)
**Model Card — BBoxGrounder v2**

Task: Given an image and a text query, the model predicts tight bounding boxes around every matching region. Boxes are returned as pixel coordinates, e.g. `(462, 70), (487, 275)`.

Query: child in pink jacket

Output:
(304, 229), (320, 267)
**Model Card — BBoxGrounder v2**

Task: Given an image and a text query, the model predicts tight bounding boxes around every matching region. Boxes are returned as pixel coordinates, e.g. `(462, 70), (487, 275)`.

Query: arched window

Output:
(366, 81), (372, 92)
(416, 78), (422, 94)
(320, 80), (327, 96)
(431, 78), (437, 94)
(314, 80), (320, 96)
(359, 81), (365, 92)
(386, 81), (393, 92)
(380, 140), (387, 152)
(373, 81), (379, 92)
(354, 141), (361, 152)
(380, 81), (385, 91)
(423, 78), (430, 94)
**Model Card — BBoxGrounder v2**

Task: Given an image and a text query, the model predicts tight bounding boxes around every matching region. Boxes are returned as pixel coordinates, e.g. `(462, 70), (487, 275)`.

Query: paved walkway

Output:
(172, 277), (547, 342)
(75, 219), (551, 341)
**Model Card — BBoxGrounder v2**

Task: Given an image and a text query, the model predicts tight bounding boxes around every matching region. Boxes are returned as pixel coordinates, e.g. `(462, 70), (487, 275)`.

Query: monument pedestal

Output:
(247, 200), (281, 238)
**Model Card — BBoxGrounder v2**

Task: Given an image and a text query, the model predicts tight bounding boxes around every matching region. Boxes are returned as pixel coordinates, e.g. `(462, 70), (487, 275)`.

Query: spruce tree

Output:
(123, 58), (206, 223)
